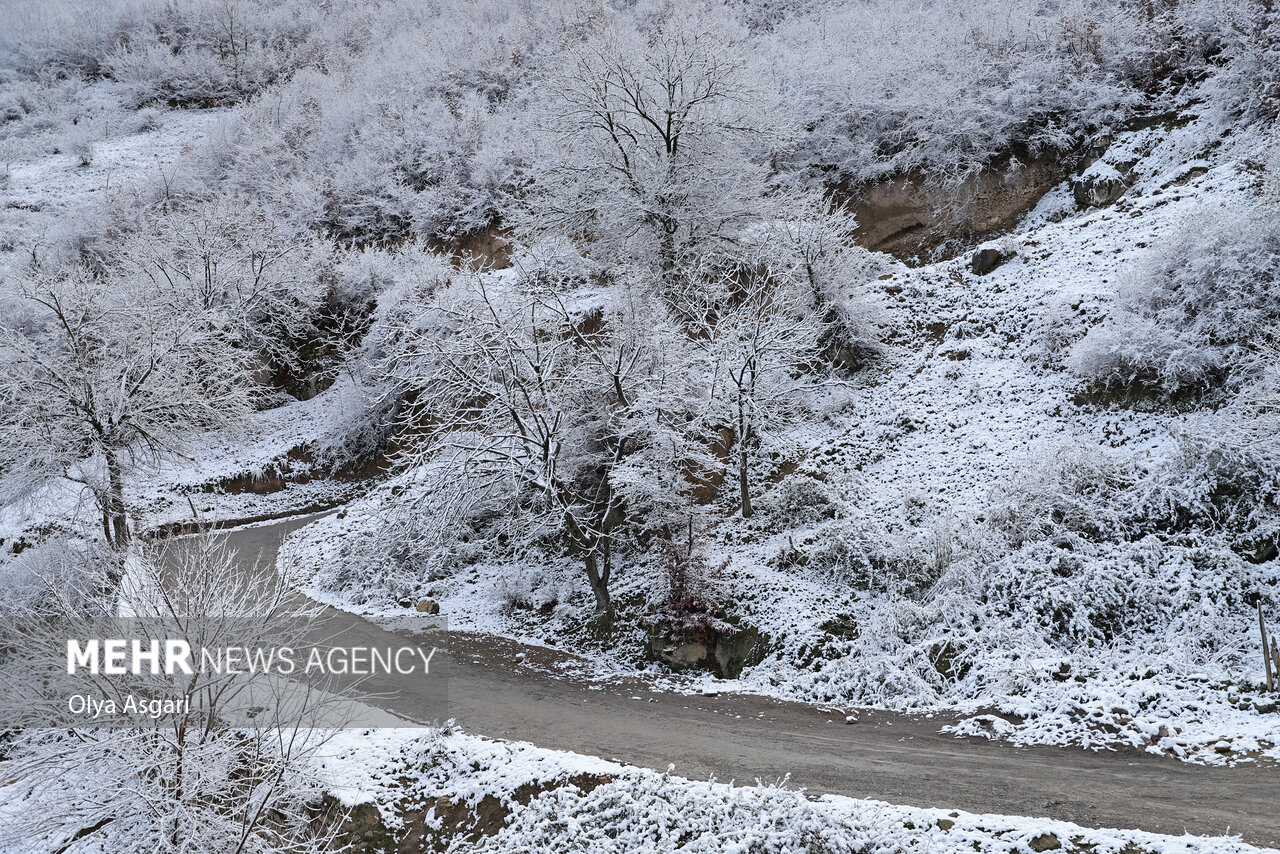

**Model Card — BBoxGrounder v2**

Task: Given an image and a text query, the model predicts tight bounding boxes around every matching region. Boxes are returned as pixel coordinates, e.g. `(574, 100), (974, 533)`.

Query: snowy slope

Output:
(318, 728), (1276, 854)
(284, 103), (1280, 766)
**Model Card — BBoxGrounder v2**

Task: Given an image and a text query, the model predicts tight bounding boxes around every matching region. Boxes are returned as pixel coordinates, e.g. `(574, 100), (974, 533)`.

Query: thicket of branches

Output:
(6, 0), (1271, 246)
(0, 536), (349, 853)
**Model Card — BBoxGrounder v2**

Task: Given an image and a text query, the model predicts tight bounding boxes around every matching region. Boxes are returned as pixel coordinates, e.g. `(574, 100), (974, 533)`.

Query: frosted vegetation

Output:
(2, 2), (1280, 847)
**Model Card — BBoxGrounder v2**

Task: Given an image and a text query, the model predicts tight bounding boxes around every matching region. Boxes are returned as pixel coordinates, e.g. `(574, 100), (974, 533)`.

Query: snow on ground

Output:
(132, 373), (374, 530)
(317, 727), (1277, 853)
(282, 104), (1280, 767)
(0, 93), (227, 277)
(0, 370), (367, 561)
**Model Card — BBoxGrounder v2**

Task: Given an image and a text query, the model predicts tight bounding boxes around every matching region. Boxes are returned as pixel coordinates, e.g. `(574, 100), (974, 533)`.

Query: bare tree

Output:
(382, 269), (702, 619)
(520, 12), (789, 277)
(673, 259), (823, 519)
(0, 270), (257, 549)
(0, 535), (349, 854)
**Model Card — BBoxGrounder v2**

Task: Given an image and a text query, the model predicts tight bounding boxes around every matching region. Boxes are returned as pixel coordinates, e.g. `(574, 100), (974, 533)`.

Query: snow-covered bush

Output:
(0, 0), (156, 79)
(983, 539), (1162, 647)
(0, 535), (114, 618)
(1069, 204), (1280, 394)
(750, 203), (890, 369)
(4, 0), (341, 108)
(790, 515), (934, 595)
(192, 1), (586, 246)
(987, 443), (1135, 549)
(768, 0), (1147, 188)
(1133, 425), (1280, 552)
(759, 474), (844, 528)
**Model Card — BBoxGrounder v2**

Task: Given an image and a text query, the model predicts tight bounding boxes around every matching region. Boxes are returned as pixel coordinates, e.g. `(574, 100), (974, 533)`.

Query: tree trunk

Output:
(565, 510), (613, 620)
(105, 452), (129, 550)
(738, 440), (753, 519)
(583, 550), (613, 617)
(657, 225), (678, 286)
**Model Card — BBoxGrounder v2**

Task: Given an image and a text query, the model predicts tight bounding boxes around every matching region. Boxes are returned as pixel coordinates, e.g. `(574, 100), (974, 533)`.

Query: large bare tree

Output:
(519, 13), (789, 278)
(381, 269), (704, 619)
(0, 270), (257, 549)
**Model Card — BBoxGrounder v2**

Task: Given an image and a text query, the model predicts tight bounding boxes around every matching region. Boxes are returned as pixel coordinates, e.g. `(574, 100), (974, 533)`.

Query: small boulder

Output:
(1072, 162), (1127, 208)
(1029, 833), (1062, 852)
(415, 598), (440, 615)
(662, 642), (709, 671)
(970, 246), (1010, 276)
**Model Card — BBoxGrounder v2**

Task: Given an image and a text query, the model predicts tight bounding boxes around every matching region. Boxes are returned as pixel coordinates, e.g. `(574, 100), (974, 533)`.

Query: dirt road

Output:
(221, 515), (1280, 848)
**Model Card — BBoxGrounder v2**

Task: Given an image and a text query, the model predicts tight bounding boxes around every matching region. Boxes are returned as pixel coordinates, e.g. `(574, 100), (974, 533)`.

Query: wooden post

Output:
(1262, 602), (1275, 693)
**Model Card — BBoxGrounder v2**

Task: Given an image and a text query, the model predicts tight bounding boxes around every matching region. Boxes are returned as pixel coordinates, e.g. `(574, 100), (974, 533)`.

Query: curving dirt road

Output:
(221, 515), (1280, 849)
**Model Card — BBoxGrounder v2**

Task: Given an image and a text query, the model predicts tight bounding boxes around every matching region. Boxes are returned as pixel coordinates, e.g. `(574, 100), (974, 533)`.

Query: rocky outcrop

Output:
(842, 154), (1067, 262)
(645, 618), (767, 679)
(1072, 161), (1128, 208)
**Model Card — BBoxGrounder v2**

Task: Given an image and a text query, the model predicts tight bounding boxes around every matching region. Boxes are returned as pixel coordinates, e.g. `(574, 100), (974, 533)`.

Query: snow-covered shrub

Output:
(768, 0), (1152, 188)
(1068, 204), (1280, 394)
(983, 539), (1162, 647)
(1066, 316), (1224, 395)
(795, 515), (933, 595)
(1024, 295), (1101, 367)
(1133, 426), (1280, 552)
(59, 118), (95, 166)
(1, 536), (343, 853)
(496, 564), (572, 615)
(6, 0), (340, 108)
(987, 443), (1135, 549)
(0, 535), (115, 618)
(192, 0), (579, 245)
(1193, 0), (1280, 124)
(304, 478), (500, 609)
(0, 0), (156, 79)
(759, 474), (844, 528)
(109, 193), (337, 381)
(0, 74), (123, 168)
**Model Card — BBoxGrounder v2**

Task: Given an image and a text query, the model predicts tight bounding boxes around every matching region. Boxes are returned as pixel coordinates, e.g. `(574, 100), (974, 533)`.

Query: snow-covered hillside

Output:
(3, 0), (1279, 851)
(279, 103), (1280, 766)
